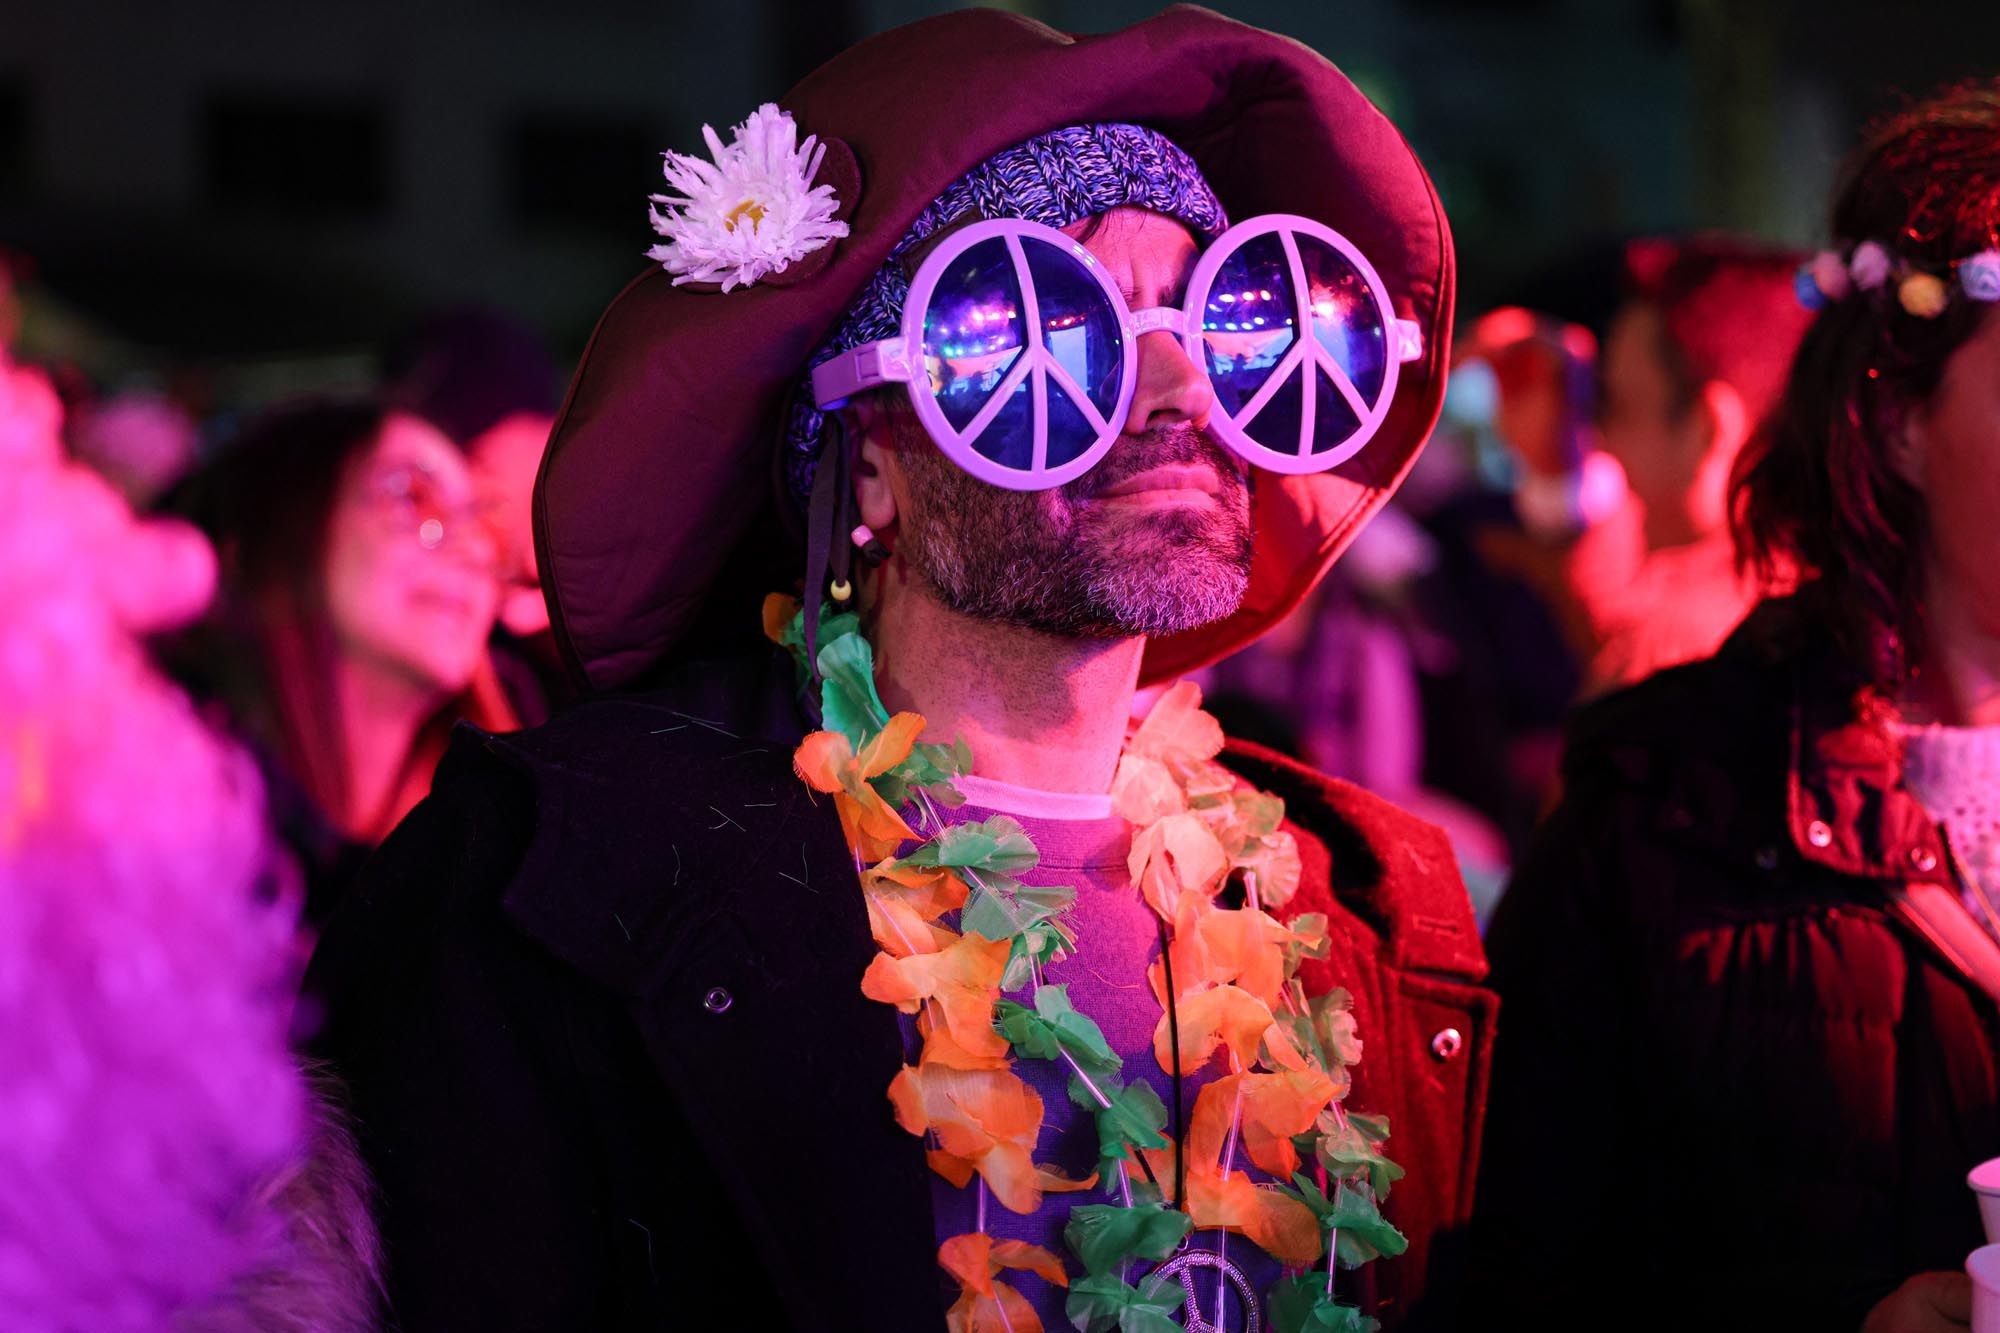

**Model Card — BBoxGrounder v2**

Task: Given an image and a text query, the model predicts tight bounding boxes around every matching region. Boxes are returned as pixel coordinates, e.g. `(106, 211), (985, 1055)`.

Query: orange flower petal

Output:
(940, 1233), (996, 1296)
(861, 934), (1010, 1061)
(858, 711), (926, 778)
(1191, 1070), (1339, 1180)
(1183, 905), (1292, 1010)
(927, 1148), (977, 1189)
(795, 728), (922, 858)
(1129, 811), (1229, 920)
(1185, 1162), (1322, 1267)
(888, 1065), (1049, 1212)
(867, 931), (1008, 999)
(1152, 983), (1282, 1075)
(946, 1280), (1043, 1333)
(918, 1005), (1013, 1071)
(864, 892), (957, 958)
(1033, 1165), (1099, 1199)
(867, 858), (971, 915)
(793, 730), (854, 793)
(991, 1239), (1070, 1289)
(862, 854), (969, 957)
(888, 1066), (928, 1137)
(837, 788), (920, 862)
(762, 592), (800, 646)
(1127, 680), (1226, 765)
(976, 1140), (1043, 1215)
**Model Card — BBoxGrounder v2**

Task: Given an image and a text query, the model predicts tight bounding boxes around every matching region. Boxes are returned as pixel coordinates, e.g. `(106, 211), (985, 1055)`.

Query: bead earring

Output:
(852, 523), (891, 565)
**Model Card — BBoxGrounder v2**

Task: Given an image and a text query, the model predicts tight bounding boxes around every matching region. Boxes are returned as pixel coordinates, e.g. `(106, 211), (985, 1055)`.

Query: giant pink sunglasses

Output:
(812, 214), (1425, 491)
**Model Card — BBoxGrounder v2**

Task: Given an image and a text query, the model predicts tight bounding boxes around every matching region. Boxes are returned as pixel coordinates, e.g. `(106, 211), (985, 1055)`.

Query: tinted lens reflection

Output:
(1308, 365), (1362, 452)
(972, 384), (1036, 469)
(1021, 239), (1124, 466)
(1200, 232), (1296, 418)
(923, 237), (1028, 434)
(1297, 237), (1387, 407)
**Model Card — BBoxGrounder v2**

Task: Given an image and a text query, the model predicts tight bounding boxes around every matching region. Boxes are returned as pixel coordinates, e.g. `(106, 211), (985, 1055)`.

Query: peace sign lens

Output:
(1185, 216), (1406, 475)
(910, 223), (1136, 488)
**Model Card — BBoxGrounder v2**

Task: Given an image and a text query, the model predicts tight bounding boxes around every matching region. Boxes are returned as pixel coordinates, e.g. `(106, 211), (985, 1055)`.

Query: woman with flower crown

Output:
(305, 10), (1493, 1331)
(1469, 79), (2000, 1333)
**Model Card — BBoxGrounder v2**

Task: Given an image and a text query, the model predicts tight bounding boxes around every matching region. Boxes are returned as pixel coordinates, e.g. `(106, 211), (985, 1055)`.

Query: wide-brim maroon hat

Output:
(536, 3), (1455, 693)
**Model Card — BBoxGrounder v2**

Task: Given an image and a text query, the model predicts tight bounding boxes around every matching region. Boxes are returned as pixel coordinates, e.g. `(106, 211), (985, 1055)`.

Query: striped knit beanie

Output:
(781, 122), (1227, 501)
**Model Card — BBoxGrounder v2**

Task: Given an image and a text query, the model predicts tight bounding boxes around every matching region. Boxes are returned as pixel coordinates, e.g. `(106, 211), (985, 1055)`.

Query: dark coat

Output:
(1467, 597), (2000, 1330)
(305, 656), (1494, 1332)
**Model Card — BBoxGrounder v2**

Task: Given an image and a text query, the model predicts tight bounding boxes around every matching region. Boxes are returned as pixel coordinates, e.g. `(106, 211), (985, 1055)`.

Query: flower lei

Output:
(768, 596), (1407, 1333)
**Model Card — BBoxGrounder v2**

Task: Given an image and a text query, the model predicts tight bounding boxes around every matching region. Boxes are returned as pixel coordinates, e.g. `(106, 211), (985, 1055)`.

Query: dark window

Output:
(0, 84), (28, 203)
(203, 94), (388, 218)
(507, 113), (659, 234)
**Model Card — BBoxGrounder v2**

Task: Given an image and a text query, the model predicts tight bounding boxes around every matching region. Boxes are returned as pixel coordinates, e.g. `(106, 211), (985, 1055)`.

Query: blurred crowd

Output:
(0, 220), (1816, 936)
(0, 51), (1996, 1333)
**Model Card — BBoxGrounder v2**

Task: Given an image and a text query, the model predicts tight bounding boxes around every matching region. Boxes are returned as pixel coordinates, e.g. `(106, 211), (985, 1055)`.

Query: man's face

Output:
(1598, 302), (1705, 516)
(873, 206), (1253, 638)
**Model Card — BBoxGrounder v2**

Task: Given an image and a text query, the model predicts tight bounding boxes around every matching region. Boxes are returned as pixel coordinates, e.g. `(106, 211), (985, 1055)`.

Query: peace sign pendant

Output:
(1150, 1250), (1263, 1332)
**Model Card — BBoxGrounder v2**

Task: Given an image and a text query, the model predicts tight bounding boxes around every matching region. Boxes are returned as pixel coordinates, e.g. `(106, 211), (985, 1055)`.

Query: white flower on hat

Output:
(646, 104), (849, 293)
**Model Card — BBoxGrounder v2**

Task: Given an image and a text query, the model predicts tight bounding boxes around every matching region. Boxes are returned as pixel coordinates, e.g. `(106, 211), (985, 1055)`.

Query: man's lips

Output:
(1095, 464), (1224, 499)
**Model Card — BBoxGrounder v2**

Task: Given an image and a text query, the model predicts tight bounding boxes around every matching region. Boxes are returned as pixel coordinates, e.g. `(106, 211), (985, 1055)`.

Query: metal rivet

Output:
(702, 987), (733, 1014)
(1430, 1027), (1463, 1061)
(1754, 846), (1780, 871)
(1806, 819), (1834, 849)
(1910, 846), (1939, 874)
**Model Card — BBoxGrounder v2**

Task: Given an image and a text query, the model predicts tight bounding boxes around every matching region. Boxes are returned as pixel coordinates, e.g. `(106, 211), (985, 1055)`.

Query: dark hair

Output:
(165, 399), (391, 822)
(1733, 79), (2000, 683)
(1623, 235), (1812, 426)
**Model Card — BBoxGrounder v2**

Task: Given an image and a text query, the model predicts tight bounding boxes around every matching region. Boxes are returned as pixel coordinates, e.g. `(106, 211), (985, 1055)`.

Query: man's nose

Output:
(1125, 330), (1213, 436)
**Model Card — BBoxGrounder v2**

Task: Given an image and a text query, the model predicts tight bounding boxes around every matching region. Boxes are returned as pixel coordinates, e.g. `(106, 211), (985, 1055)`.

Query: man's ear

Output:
(1695, 378), (1750, 462)
(845, 395), (901, 533)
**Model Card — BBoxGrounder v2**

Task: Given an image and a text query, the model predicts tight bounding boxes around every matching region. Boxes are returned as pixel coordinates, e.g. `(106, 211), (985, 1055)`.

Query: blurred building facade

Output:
(3, 0), (1994, 393)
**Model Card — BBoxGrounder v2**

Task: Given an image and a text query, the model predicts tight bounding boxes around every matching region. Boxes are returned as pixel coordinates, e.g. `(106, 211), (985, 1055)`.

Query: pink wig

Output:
(0, 355), (308, 1329)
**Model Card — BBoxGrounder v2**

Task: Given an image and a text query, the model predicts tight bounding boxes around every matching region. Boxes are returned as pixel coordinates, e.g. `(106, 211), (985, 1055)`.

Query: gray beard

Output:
(891, 412), (1254, 639)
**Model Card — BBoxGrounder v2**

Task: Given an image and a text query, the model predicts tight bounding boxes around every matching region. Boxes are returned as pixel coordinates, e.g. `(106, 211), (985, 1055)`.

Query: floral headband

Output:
(1796, 240), (2000, 317)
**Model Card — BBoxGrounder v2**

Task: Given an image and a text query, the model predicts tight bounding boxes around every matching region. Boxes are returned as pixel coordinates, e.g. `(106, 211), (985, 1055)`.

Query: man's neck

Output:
(865, 562), (1144, 795)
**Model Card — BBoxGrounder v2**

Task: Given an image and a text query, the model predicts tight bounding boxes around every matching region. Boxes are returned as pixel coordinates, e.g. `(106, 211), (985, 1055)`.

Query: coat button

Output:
(1806, 819), (1834, 848)
(1910, 847), (1939, 874)
(1430, 1027), (1463, 1061)
(703, 987), (733, 1014)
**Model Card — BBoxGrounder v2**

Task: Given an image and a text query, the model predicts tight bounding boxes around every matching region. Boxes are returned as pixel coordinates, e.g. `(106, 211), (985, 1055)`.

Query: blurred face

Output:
(873, 206), (1254, 638)
(1599, 302), (1704, 515)
(467, 412), (553, 637)
(323, 413), (500, 693)
(1911, 307), (2000, 634)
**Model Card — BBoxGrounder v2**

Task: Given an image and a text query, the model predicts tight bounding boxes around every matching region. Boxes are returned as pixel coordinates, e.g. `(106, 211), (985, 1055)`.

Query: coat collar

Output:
(1784, 624), (1951, 886)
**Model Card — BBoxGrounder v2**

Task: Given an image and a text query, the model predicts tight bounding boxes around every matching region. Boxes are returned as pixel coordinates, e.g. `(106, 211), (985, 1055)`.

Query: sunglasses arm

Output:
(1394, 319), (1425, 363)
(811, 337), (918, 411)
